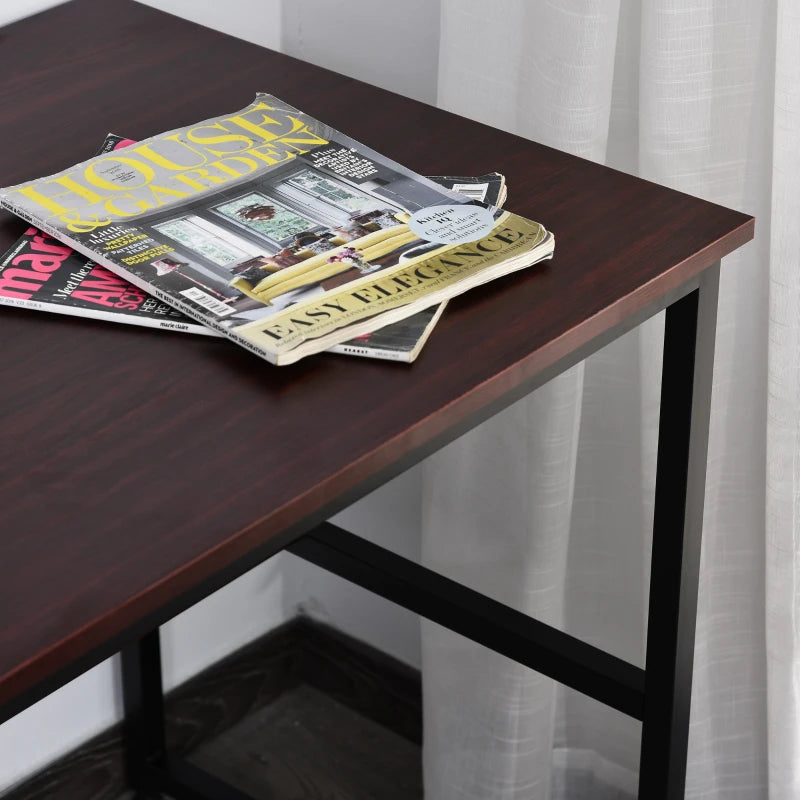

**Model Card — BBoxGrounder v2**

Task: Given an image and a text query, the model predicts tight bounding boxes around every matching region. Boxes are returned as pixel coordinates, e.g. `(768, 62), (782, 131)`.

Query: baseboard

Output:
(2, 616), (422, 800)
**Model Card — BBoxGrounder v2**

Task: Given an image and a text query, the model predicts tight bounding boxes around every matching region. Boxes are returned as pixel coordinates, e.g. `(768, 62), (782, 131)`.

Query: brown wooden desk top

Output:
(0, 0), (753, 714)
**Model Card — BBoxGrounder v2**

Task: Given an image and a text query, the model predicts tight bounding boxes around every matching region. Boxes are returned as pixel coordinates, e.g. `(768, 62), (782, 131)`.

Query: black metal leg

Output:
(638, 264), (720, 799)
(121, 629), (167, 795)
(120, 628), (260, 799)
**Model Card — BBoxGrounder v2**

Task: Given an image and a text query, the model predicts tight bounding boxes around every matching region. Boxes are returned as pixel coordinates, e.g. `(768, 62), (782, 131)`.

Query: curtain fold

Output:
(421, 368), (584, 799)
(424, 1), (791, 797)
(765, 3), (800, 799)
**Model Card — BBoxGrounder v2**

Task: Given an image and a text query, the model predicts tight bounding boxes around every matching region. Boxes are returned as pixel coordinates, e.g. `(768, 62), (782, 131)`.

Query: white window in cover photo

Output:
(154, 216), (262, 267)
(280, 169), (376, 214)
(213, 192), (315, 244)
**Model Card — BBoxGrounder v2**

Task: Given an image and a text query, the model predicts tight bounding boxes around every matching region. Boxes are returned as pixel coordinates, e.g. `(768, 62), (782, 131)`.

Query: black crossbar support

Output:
(288, 521), (646, 719)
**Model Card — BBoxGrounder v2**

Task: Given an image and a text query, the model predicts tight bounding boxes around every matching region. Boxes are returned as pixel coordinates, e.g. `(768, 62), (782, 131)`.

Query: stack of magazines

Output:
(0, 94), (553, 365)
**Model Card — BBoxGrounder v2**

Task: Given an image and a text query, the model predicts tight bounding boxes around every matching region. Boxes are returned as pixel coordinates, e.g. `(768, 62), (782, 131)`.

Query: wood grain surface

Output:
(0, 0), (753, 715)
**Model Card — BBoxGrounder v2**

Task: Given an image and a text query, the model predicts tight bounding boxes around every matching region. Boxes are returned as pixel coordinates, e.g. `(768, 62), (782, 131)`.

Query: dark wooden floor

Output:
(5, 619), (423, 800)
(185, 685), (422, 800)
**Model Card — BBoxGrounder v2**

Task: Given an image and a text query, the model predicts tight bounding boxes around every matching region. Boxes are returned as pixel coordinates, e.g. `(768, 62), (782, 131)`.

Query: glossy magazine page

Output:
(425, 173), (506, 207)
(0, 226), (213, 334)
(1, 94), (552, 365)
(0, 130), (506, 358)
(0, 134), (212, 334)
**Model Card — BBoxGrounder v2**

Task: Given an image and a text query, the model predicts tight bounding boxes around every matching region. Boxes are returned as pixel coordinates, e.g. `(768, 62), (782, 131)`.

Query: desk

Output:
(0, 2), (754, 798)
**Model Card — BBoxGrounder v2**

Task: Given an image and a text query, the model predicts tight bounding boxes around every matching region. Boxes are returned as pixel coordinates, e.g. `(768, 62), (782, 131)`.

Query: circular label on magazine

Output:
(408, 204), (495, 245)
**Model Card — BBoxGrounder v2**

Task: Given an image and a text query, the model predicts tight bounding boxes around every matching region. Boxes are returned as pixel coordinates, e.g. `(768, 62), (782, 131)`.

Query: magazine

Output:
(329, 302), (446, 362)
(0, 226), (215, 335)
(328, 173), (505, 361)
(426, 173), (506, 207)
(0, 133), (508, 359)
(0, 134), (212, 335)
(0, 94), (553, 365)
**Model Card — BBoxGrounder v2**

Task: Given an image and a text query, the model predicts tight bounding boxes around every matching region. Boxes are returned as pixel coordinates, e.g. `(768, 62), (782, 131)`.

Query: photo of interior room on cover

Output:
(134, 148), (469, 329)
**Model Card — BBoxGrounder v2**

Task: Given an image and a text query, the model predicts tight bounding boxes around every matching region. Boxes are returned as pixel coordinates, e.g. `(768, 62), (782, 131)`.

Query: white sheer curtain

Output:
(421, 1), (797, 798)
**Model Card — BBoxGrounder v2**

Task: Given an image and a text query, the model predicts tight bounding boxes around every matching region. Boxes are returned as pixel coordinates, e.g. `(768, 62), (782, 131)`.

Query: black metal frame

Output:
(7, 265), (721, 800)
(638, 265), (719, 798)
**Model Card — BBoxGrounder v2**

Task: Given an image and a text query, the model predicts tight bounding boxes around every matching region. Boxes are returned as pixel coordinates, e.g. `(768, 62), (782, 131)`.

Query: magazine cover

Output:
(0, 133), (215, 335)
(0, 226), (215, 335)
(328, 174), (507, 361)
(0, 129), (505, 358)
(1, 94), (553, 365)
(329, 302), (446, 362)
(426, 173), (506, 207)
